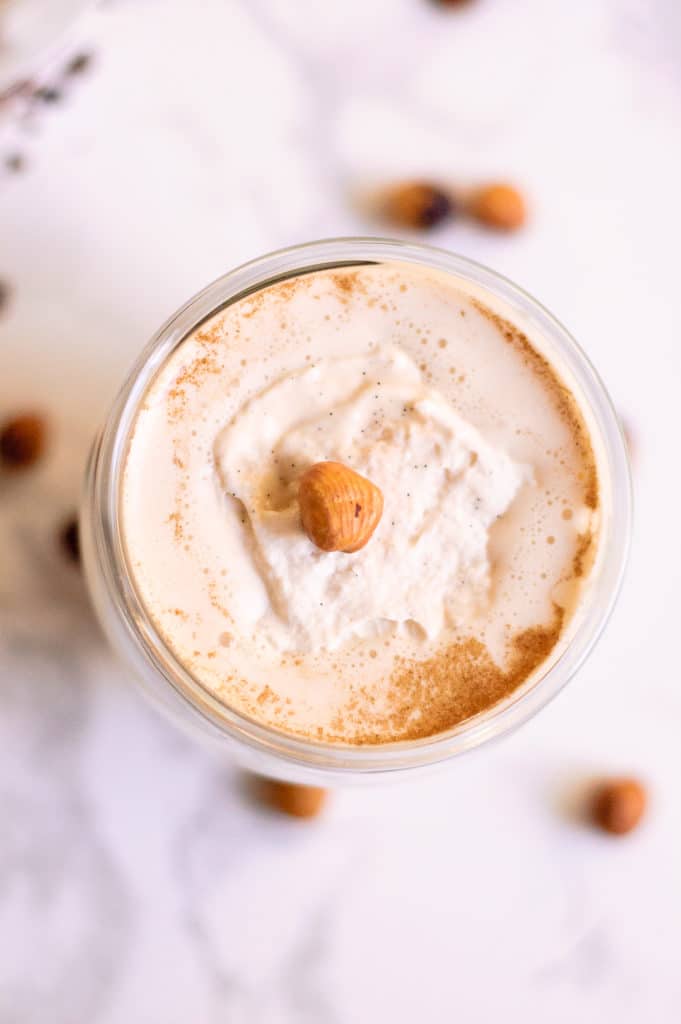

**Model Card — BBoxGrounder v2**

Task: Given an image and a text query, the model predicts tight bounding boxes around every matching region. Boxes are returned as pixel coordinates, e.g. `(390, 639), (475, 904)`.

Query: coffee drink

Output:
(121, 261), (599, 744)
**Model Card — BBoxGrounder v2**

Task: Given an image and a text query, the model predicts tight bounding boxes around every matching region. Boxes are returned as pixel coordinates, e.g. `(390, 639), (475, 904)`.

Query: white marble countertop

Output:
(2, 0), (681, 1020)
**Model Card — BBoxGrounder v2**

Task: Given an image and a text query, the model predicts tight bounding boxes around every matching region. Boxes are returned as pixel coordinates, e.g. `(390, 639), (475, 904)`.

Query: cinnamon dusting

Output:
(220, 611), (564, 745)
(472, 301), (599, 509)
(572, 529), (595, 578)
(338, 613), (562, 742)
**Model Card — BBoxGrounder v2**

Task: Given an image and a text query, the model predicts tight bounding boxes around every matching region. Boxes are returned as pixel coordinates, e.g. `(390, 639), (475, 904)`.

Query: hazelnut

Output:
(470, 182), (527, 231)
(590, 777), (647, 835)
(299, 461), (384, 553)
(59, 516), (80, 565)
(383, 181), (454, 230)
(257, 779), (328, 819)
(0, 413), (46, 470)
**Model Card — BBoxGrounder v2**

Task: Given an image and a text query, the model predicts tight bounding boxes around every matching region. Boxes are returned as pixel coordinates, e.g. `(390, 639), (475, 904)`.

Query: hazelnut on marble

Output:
(0, 412), (46, 470)
(469, 183), (527, 231)
(257, 779), (328, 819)
(382, 181), (454, 230)
(590, 777), (647, 835)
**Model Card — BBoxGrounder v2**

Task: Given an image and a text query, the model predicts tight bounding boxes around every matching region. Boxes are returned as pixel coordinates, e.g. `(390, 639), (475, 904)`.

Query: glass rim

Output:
(83, 237), (633, 777)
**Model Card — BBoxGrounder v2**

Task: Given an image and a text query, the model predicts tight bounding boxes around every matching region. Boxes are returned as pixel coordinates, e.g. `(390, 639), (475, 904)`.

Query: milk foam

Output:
(121, 262), (600, 743)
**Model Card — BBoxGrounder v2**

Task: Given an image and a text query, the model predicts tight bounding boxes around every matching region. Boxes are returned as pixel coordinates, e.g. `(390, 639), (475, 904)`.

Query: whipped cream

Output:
(216, 347), (528, 650)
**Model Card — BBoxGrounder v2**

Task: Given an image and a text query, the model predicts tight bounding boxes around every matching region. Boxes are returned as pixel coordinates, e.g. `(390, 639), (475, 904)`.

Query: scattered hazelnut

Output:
(59, 516), (80, 565)
(257, 779), (328, 819)
(383, 181), (454, 230)
(590, 777), (647, 835)
(469, 182), (527, 231)
(0, 413), (46, 470)
(0, 279), (10, 311)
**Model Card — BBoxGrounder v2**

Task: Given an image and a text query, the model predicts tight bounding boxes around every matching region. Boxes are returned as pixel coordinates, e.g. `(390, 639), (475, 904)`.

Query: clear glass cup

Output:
(81, 238), (632, 784)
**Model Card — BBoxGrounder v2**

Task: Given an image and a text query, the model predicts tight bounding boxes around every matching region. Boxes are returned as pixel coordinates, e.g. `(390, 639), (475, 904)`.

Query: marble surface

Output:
(1, 0), (681, 1020)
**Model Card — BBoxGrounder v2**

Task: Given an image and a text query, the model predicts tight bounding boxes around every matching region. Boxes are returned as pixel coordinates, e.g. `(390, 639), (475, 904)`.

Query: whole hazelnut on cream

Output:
(299, 461), (384, 553)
